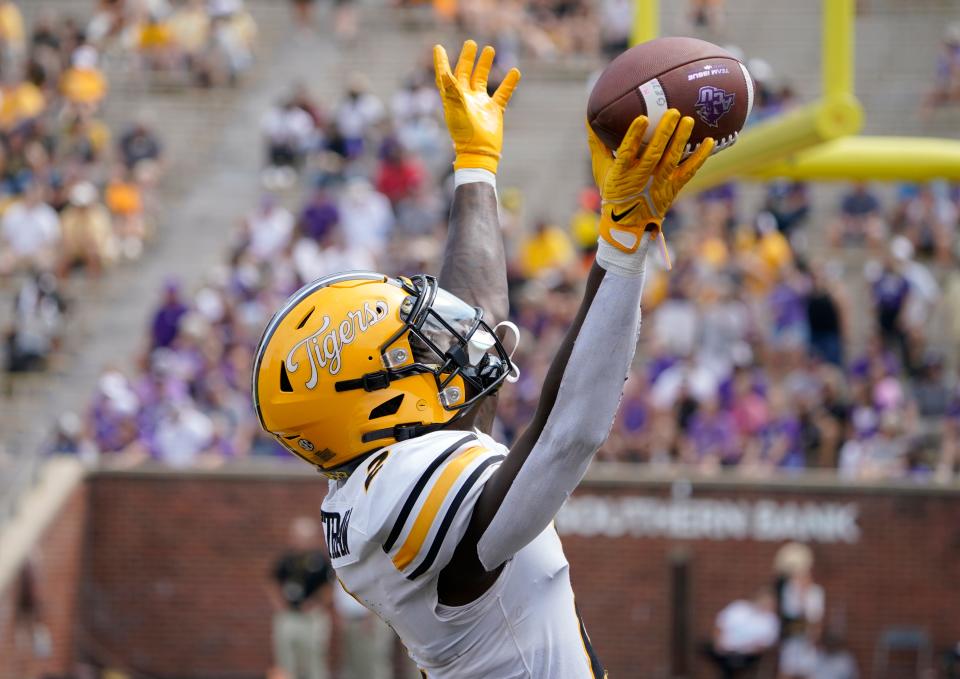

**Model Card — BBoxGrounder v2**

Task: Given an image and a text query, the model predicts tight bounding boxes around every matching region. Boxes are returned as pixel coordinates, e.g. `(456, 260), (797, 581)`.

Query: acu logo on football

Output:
(694, 85), (735, 127)
(321, 508), (353, 559)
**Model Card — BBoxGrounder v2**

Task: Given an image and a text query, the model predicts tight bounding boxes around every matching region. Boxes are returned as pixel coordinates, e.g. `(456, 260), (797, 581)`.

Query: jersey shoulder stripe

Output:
(407, 452), (504, 580)
(391, 444), (488, 571)
(382, 433), (477, 552)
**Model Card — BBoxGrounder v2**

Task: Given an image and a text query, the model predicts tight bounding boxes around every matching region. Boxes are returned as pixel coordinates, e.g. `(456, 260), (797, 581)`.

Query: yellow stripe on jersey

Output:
(392, 445), (487, 571)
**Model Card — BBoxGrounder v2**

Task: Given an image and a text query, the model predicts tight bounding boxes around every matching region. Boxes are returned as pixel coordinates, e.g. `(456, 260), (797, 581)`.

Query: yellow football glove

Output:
(434, 40), (521, 173)
(587, 110), (714, 266)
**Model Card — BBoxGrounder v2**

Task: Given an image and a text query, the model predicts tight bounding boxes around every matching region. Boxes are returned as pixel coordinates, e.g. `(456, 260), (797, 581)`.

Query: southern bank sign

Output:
(557, 496), (861, 544)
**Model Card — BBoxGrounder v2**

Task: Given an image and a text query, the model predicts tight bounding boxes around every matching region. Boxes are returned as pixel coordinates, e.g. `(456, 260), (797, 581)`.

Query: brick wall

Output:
(4, 469), (959, 678)
(82, 473), (325, 677)
(560, 482), (960, 678)
(0, 483), (87, 679)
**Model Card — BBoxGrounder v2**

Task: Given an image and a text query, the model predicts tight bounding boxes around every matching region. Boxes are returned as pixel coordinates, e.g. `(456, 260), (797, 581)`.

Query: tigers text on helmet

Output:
(252, 271), (515, 478)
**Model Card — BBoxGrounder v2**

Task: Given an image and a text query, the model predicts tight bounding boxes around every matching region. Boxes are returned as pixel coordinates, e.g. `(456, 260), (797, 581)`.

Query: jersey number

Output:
(364, 450), (390, 491)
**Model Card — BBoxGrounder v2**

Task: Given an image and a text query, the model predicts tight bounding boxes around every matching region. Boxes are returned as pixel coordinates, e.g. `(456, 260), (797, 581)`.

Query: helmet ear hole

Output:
(295, 307), (315, 329)
(369, 394), (404, 419)
(279, 363), (294, 393)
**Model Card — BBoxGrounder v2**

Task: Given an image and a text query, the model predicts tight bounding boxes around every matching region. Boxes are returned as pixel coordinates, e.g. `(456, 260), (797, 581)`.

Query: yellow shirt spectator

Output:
(0, 82), (45, 131)
(61, 67), (109, 106)
(106, 180), (143, 217)
(0, 1), (25, 53)
(519, 222), (575, 279)
(569, 209), (599, 251)
(698, 236), (729, 269)
(569, 187), (601, 251)
(139, 20), (174, 50)
(757, 227), (792, 274)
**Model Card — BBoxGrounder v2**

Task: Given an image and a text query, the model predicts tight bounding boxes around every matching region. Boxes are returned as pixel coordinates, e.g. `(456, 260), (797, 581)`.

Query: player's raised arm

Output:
(440, 111), (714, 602)
(433, 41), (520, 434)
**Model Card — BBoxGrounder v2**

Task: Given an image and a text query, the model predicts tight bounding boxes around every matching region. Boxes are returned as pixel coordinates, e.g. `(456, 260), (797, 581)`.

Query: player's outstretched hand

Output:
(587, 110), (714, 259)
(434, 40), (521, 173)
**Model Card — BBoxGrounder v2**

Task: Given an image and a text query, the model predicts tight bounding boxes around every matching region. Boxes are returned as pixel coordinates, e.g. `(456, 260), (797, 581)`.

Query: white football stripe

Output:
(638, 77), (668, 143)
(738, 61), (754, 120)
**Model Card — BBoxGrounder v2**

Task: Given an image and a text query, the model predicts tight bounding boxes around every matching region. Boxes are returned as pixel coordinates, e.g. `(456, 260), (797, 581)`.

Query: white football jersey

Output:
(320, 429), (606, 679)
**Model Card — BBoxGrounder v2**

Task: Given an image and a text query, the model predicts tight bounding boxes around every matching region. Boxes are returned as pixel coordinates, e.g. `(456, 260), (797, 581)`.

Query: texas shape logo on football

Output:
(694, 85), (735, 128)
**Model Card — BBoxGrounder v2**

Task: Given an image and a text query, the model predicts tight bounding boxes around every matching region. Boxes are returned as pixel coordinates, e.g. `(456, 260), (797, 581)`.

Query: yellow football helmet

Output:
(252, 272), (515, 478)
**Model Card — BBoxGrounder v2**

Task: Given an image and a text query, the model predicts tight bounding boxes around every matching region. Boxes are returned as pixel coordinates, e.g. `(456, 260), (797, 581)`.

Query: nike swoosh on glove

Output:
(587, 110), (714, 259)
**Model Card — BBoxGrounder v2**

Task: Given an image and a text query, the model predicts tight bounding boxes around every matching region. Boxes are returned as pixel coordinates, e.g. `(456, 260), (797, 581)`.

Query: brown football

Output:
(587, 37), (754, 155)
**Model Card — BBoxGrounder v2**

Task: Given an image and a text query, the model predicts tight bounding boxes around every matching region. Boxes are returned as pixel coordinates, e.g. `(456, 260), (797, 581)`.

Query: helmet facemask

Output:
(373, 275), (515, 415)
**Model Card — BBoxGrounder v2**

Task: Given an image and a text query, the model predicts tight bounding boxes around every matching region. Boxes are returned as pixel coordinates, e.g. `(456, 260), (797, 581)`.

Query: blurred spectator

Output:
(774, 543), (824, 679)
(0, 183), (61, 276)
(137, 12), (178, 71)
(337, 178), (393, 253)
(707, 588), (780, 679)
(921, 23), (960, 119)
(5, 270), (66, 374)
(262, 95), (317, 188)
(890, 184), (956, 263)
(105, 166), (147, 259)
(270, 517), (333, 679)
(88, 369), (142, 454)
(335, 75), (384, 158)
(828, 183), (884, 248)
(169, 0), (212, 68)
(868, 252), (911, 370)
(293, 224), (374, 284)
(119, 116), (164, 171)
(152, 395), (217, 467)
(205, 0), (258, 86)
(298, 186), (340, 243)
(945, 258), (960, 370)
(47, 411), (98, 462)
(812, 634), (859, 679)
(245, 194), (296, 262)
(0, 0), (24, 68)
(59, 181), (115, 276)
(150, 280), (189, 350)
(764, 181), (810, 243)
(289, 0), (317, 27)
(518, 219), (575, 280)
(689, 0), (726, 33)
(333, 0), (358, 43)
(391, 70), (442, 166)
(375, 138), (425, 206)
(805, 265), (846, 366)
(599, 0), (631, 59)
(569, 186), (601, 256)
(60, 45), (108, 111)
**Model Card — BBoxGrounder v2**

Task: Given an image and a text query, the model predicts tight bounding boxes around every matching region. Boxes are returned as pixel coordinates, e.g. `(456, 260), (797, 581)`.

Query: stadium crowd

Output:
(1, 0), (261, 379)
(41, 32), (959, 486)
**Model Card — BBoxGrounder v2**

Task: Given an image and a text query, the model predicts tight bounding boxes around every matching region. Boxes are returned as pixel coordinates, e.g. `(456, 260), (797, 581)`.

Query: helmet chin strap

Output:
(492, 320), (521, 383)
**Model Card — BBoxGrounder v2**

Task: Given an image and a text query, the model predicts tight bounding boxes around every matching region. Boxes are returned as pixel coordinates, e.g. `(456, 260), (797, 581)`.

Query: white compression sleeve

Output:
(476, 269), (645, 571)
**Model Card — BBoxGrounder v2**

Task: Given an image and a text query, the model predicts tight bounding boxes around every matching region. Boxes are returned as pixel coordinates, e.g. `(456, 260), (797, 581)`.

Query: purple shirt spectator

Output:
(300, 191), (339, 242)
(687, 407), (740, 464)
(762, 416), (805, 469)
(872, 270), (910, 315)
(151, 282), (188, 349)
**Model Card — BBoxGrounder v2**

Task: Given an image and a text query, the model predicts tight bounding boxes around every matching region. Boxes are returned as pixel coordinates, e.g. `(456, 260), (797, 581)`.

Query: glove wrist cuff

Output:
(596, 233), (653, 279)
(454, 168), (497, 189)
(453, 152), (500, 173)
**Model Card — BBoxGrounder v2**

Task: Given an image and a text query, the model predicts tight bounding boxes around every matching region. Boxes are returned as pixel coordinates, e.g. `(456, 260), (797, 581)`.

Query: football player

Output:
(252, 40), (713, 678)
